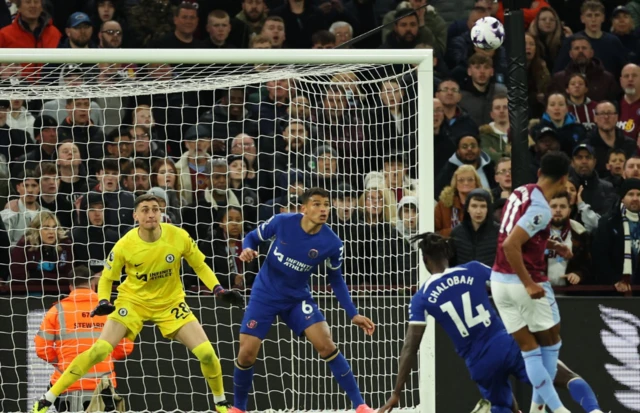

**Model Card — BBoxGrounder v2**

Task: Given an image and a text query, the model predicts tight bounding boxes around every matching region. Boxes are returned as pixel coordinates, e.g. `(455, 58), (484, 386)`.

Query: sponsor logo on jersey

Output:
(600, 305), (640, 411)
(166, 254), (175, 263)
(108, 251), (114, 262)
(118, 308), (128, 317)
(247, 320), (258, 329)
(308, 249), (318, 259)
(274, 246), (285, 262)
(273, 246), (313, 272)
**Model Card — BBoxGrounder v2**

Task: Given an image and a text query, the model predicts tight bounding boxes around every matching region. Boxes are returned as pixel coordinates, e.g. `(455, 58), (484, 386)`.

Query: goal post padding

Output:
(0, 48), (434, 413)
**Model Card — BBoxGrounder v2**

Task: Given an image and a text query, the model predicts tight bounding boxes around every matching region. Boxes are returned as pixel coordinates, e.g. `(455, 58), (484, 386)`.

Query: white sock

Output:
(530, 402), (545, 412)
(552, 407), (571, 413)
(44, 391), (56, 403)
(213, 394), (226, 403)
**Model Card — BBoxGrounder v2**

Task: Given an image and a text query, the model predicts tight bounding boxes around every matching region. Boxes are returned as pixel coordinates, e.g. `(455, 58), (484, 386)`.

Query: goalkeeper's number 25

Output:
(439, 292), (491, 337)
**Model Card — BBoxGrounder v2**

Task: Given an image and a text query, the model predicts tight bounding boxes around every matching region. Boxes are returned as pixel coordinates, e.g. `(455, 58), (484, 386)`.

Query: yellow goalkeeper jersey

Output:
(102, 223), (217, 308)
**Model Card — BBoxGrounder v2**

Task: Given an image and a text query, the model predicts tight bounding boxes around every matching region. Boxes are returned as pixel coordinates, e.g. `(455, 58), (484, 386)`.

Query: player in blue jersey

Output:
(379, 232), (604, 413)
(229, 187), (377, 413)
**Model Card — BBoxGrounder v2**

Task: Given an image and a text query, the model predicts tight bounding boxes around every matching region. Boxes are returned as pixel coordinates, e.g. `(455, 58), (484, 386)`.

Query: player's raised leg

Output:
(33, 319), (128, 413)
(304, 321), (373, 413)
(174, 320), (228, 412)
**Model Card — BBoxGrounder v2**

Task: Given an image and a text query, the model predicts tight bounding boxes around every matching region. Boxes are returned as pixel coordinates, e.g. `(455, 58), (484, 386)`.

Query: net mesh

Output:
(0, 59), (424, 412)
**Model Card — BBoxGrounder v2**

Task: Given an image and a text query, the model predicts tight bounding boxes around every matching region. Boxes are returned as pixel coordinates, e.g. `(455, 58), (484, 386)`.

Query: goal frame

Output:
(0, 48), (435, 413)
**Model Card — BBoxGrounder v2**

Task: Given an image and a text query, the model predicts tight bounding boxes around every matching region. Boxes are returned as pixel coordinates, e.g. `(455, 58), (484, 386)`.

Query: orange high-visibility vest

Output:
(34, 288), (134, 392)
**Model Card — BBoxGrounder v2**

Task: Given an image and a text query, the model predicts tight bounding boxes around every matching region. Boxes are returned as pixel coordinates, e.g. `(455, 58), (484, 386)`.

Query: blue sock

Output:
(233, 362), (254, 411)
(522, 348), (563, 411)
(325, 350), (365, 408)
(568, 377), (601, 412)
(532, 390), (544, 406)
(541, 341), (562, 380)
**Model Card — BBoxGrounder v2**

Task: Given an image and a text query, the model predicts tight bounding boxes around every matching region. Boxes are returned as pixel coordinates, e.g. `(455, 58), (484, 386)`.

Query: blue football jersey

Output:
(249, 213), (343, 301)
(409, 261), (508, 362)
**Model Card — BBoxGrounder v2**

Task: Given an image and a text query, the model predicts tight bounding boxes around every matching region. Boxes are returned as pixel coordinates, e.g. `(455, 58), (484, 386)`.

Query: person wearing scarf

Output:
(592, 178), (640, 292)
(546, 192), (591, 287)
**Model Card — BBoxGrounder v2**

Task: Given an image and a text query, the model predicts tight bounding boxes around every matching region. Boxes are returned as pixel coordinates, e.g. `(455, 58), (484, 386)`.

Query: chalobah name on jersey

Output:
(427, 275), (475, 303)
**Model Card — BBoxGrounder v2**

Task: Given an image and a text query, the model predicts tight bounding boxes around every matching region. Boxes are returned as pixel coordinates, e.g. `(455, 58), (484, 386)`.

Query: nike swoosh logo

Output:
(535, 380), (546, 389)
(134, 263), (142, 267)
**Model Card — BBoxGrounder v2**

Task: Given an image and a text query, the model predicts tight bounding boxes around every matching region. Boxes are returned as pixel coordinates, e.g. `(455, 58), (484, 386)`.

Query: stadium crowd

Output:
(0, 0), (637, 295)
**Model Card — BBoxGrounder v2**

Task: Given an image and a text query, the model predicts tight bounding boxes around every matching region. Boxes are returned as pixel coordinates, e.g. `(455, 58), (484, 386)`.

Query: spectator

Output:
(200, 206), (258, 290)
(56, 141), (97, 206)
(396, 195), (419, 249)
(236, 0), (268, 36)
(147, 2), (203, 48)
(127, 0), (174, 47)
(450, 188), (498, 266)
(123, 159), (151, 197)
(2, 169), (48, 246)
(146, 186), (179, 224)
(619, 63), (640, 140)
(435, 164), (481, 237)
(429, 0), (479, 28)
(434, 78), (479, 140)
(311, 30), (336, 49)
(524, 33), (551, 119)
(103, 128), (133, 160)
(6, 99), (35, 140)
(435, 132), (495, 198)
(566, 73), (597, 130)
(274, 119), (315, 181)
(549, 35), (620, 102)
(38, 162), (73, 230)
(547, 191), (591, 286)
(34, 265), (133, 412)
(592, 178), (640, 289)
(329, 21), (353, 47)
(41, 67), (104, 127)
(582, 100), (636, 178)
(625, 155), (640, 179)
(427, 98), (455, 179)
(382, 2), (447, 54)
(0, 0), (62, 81)
(479, 93), (510, 163)
(495, 0), (549, 29)
(528, 126), (561, 182)
(72, 192), (118, 274)
(604, 148), (626, 189)
(205, 10), (234, 48)
(530, 92), (587, 157)
(98, 20), (123, 49)
(553, 1), (628, 78)
(60, 12), (96, 49)
(176, 125), (212, 206)
(83, 159), (134, 235)
(227, 154), (258, 226)
(150, 158), (183, 210)
(329, 184), (361, 275)
(570, 143), (617, 217)
(368, 78), (412, 159)
(447, 27), (508, 85)
(0, 101), (31, 175)
(460, 53), (508, 128)
(610, 6), (640, 64)
(129, 125), (166, 169)
(254, 78), (290, 138)
(10, 210), (73, 290)
(260, 16), (286, 48)
(249, 34), (271, 49)
(57, 98), (102, 161)
(491, 157), (512, 202)
(447, 6), (489, 45)
(528, 7), (570, 73)
(380, 8), (420, 50)
(270, 0), (325, 49)
(230, 133), (263, 192)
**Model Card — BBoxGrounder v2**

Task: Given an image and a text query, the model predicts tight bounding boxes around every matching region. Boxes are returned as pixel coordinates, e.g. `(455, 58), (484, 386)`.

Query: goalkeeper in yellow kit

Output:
(33, 194), (243, 413)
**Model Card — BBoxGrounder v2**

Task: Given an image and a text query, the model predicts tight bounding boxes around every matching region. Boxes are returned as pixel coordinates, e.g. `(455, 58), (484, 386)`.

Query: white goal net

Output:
(0, 49), (433, 413)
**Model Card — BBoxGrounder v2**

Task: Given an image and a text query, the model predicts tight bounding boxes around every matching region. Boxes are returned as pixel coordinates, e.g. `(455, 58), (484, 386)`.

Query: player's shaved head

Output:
(134, 193), (160, 209)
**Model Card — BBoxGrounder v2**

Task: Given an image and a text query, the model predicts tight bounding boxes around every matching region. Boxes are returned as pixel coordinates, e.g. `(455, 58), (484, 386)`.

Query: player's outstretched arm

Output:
(379, 324), (426, 413)
(326, 267), (375, 335)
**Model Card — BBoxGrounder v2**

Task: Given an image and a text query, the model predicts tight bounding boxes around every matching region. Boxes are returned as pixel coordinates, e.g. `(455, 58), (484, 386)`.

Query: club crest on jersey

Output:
(118, 308), (128, 317)
(166, 254), (175, 263)
(308, 249), (318, 259)
(247, 320), (258, 329)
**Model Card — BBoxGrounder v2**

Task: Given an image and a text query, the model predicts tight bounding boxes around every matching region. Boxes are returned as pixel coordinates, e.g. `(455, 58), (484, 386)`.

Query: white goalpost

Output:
(0, 48), (434, 413)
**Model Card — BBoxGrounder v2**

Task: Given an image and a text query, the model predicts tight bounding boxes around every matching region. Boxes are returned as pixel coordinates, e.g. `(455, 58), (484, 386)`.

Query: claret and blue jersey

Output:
(409, 261), (509, 363)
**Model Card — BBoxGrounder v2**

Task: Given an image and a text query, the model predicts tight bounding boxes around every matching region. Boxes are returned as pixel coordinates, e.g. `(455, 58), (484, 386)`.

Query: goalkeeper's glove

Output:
(91, 299), (116, 317)
(214, 285), (244, 306)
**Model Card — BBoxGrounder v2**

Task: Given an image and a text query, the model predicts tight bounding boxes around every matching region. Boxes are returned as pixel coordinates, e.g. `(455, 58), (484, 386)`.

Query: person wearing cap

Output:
(570, 143), (617, 218)
(529, 92), (587, 157)
(175, 124), (212, 205)
(434, 132), (495, 200)
(592, 178), (640, 290)
(553, 1), (628, 79)
(582, 100), (636, 178)
(0, 0), (61, 79)
(610, 5), (640, 63)
(529, 126), (562, 181)
(59, 12), (96, 48)
(72, 192), (119, 275)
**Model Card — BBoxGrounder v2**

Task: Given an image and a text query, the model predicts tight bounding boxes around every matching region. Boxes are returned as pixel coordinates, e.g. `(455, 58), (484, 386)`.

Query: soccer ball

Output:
(470, 17), (505, 50)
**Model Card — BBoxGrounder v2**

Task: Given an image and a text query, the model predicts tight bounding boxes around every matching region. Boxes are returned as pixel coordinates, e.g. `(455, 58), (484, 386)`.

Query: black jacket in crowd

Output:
(581, 128), (637, 178)
(569, 168), (617, 216)
(71, 225), (119, 275)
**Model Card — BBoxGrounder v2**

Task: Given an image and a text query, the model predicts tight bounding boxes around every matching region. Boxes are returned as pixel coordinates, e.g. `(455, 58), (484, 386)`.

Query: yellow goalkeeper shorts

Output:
(108, 298), (198, 341)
